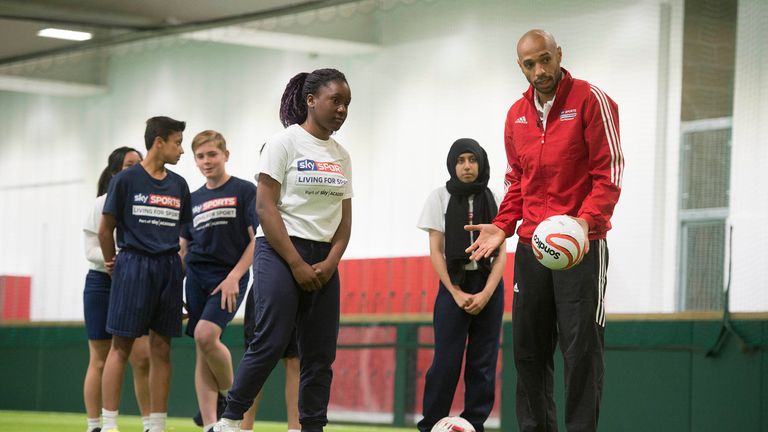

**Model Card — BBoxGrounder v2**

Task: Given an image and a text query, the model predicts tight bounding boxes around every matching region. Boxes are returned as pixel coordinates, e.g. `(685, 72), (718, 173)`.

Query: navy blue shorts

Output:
(185, 262), (248, 337)
(83, 269), (112, 340)
(243, 283), (298, 358)
(107, 250), (184, 338)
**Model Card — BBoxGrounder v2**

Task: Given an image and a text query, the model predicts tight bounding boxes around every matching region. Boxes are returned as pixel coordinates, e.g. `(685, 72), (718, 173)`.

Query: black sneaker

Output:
(193, 409), (203, 426)
(217, 393), (228, 418)
(193, 393), (227, 426)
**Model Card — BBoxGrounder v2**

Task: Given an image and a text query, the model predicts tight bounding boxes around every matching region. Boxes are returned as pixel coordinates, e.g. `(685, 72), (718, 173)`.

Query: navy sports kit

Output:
(102, 164), (191, 337)
(83, 269), (113, 340)
(181, 176), (255, 336)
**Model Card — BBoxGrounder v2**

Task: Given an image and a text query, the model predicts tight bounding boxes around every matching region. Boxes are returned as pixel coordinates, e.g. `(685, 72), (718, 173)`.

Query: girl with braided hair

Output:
(215, 68), (353, 432)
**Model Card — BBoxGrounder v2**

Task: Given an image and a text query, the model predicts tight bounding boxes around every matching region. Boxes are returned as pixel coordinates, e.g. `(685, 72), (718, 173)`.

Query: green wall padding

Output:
(1, 319), (765, 431)
(0, 323), (287, 421)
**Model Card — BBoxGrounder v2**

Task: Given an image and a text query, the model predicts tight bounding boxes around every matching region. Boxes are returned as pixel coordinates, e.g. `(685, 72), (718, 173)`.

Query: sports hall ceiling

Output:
(0, 0), (381, 94)
(0, 0), (361, 63)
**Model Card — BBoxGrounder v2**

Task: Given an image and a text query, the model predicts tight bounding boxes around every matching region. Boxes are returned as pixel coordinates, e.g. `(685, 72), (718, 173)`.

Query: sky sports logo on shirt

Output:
(297, 159), (343, 175)
(131, 193), (181, 222)
(192, 197), (237, 214)
(149, 194), (181, 208)
(132, 193), (180, 208)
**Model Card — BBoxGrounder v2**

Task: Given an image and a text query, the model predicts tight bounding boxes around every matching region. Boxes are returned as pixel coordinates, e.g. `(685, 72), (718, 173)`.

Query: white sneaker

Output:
(212, 418), (240, 432)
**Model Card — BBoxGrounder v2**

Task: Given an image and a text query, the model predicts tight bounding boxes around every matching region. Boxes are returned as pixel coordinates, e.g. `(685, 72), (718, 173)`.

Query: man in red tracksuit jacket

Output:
(467, 29), (623, 432)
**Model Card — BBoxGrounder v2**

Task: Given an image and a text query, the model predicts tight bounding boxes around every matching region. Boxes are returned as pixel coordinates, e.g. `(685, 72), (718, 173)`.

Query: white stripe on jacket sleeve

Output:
(590, 85), (624, 188)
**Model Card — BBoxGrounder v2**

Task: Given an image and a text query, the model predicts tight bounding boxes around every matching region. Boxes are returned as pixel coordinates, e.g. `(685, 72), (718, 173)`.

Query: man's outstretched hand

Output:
(464, 223), (506, 261)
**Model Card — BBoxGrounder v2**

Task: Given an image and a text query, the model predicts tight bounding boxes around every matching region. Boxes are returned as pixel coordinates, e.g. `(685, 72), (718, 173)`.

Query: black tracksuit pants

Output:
(223, 237), (339, 432)
(513, 240), (608, 432)
(418, 270), (504, 432)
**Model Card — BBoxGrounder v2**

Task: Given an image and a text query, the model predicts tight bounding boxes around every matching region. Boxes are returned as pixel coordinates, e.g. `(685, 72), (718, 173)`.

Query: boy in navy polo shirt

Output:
(98, 116), (192, 432)
(179, 130), (256, 432)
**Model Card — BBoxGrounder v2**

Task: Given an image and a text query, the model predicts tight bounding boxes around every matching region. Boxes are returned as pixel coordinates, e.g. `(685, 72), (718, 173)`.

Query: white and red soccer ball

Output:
(431, 416), (476, 432)
(532, 215), (588, 270)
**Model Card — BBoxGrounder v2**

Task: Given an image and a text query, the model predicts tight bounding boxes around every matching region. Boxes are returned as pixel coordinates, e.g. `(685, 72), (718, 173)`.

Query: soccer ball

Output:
(431, 416), (476, 432)
(532, 215), (587, 270)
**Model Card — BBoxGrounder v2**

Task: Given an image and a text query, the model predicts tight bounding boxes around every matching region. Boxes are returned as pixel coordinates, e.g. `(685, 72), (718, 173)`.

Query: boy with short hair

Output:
(179, 130), (256, 432)
(98, 116), (192, 432)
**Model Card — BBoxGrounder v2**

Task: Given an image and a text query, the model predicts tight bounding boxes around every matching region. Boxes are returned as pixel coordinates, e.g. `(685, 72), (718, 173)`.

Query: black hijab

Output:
(444, 138), (498, 285)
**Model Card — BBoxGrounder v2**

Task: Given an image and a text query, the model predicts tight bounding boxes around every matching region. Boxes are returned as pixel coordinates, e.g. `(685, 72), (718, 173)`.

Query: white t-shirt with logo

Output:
(256, 124), (353, 242)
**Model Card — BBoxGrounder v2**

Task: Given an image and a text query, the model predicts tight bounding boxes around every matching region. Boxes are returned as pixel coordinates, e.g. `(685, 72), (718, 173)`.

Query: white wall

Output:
(5, 0), (755, 320)
(729, 0), (768, 312)
(0, 93), (92, 320)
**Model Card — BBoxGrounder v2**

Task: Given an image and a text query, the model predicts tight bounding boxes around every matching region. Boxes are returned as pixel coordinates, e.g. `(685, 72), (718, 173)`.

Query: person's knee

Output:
(89, 341), (110, 366)
(128, 338), (151, 372)
(149, 333), (172, 361)
(110, 336), (135, 361)
(194, 320), (223, 353)
(250, 324), (294, 357)
(89, 355), (107, 372)
(129, 351), (151, 373)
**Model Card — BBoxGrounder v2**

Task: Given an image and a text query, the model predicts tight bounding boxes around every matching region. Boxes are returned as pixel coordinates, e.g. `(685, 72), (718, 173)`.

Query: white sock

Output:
(142, 416), (151, 431)
(287, 429), (301, 432)
(220, 418), (240, 429)
(203, 423), (217, 432)
(86, 417), (100, 432)
(241, 430), (253, 432)
(149, 412), (167, 432)
(101, 409), (118, 430)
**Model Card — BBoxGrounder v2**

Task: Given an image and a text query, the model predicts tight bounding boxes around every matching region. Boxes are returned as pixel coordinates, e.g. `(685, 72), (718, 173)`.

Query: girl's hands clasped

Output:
(291, 260), (323, 291)
(311, 259), (338, 286)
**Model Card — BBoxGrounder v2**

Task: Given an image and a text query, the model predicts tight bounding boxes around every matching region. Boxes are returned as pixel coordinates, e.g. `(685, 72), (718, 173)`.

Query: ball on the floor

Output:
(431, 416), (476, 432)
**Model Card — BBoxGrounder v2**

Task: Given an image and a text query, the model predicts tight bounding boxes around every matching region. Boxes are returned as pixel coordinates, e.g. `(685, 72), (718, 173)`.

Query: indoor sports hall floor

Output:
(0, 411), (416, 432)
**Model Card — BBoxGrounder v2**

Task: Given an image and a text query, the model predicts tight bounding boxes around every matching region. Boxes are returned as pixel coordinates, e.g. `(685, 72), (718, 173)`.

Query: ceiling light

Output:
(37, 28), (92, 41)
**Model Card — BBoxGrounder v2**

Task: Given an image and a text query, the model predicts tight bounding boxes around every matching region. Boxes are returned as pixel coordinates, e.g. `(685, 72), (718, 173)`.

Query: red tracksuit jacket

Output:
(493, 68), (624, 244)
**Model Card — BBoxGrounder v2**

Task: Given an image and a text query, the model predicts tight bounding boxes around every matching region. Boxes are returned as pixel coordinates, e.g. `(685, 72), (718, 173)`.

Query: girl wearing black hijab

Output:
(416, 138), (506, 432)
